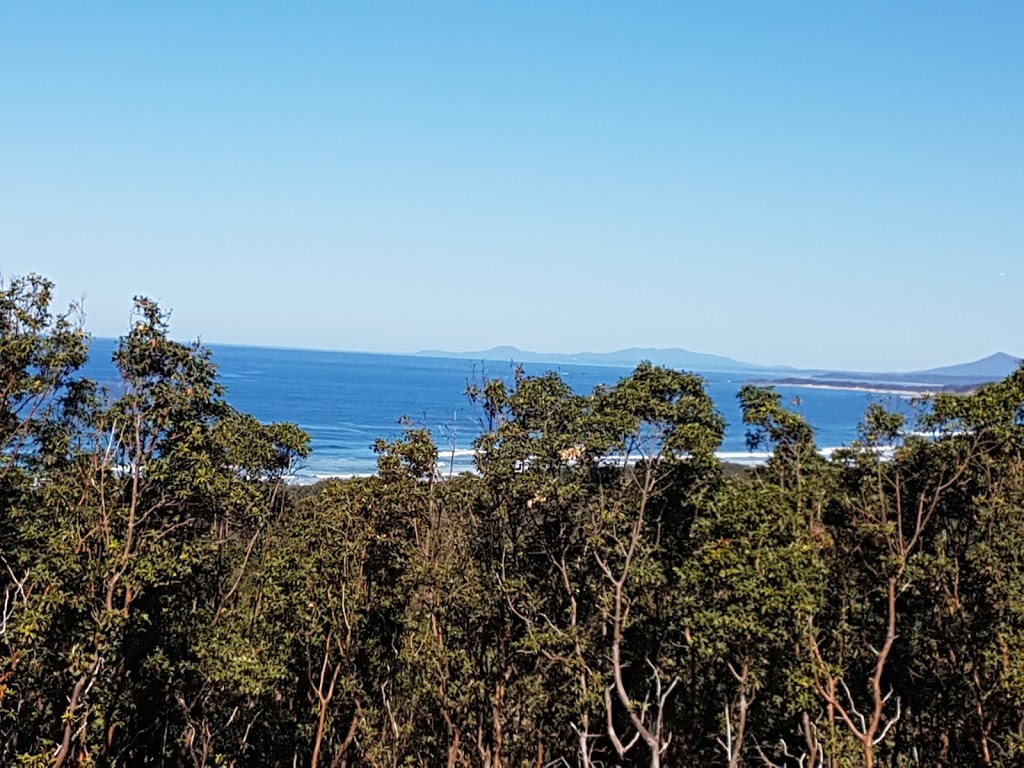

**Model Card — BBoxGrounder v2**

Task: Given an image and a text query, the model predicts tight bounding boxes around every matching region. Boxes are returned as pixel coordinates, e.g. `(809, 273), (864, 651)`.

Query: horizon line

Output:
(86, 336), (1019, 376)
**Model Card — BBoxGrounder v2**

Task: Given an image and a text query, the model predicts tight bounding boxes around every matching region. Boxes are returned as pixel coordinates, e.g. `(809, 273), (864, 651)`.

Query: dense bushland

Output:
(4, 274), (1024, 766)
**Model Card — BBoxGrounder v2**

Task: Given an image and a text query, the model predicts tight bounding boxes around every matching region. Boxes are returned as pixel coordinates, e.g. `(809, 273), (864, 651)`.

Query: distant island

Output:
(416, 347), (1022, 395)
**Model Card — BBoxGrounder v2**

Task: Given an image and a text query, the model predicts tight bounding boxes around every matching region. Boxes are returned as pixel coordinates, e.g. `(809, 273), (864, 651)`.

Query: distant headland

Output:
(750, 352), (1023, 395)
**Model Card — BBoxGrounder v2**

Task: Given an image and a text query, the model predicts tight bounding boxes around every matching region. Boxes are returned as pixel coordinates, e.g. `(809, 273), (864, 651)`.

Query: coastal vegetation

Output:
(5, 275), (1024, 766)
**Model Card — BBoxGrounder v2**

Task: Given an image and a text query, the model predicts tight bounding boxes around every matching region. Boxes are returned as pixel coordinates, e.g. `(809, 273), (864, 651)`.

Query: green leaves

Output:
(0, 273), (91, 474)
(1, 285), (315, 766)
(595, 361), (725, 460)
(9, 274), (1024, 766)
(738, 384), (816, 454)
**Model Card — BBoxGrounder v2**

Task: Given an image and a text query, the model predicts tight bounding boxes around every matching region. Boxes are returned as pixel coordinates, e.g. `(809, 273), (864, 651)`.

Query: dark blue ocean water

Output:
(82, 338), (910, 481)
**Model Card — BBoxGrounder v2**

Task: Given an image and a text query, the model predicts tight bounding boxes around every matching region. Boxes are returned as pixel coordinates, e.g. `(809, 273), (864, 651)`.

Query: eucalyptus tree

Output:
(1, 274), (92, 763)
(886, 368), (1024, 765)
(472, 363), (727, 767)
(675, 480), (827, 767)
(1, 289), (308, 766)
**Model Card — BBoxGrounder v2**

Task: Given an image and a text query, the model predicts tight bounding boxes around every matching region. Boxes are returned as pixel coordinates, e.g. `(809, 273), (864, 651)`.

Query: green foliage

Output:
(1, 285), (308, 765)
(6, 274), (1024, 767)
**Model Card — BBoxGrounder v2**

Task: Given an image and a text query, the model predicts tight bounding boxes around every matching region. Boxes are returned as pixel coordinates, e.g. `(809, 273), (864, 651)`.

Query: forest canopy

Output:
(4, 274), (1024, 767)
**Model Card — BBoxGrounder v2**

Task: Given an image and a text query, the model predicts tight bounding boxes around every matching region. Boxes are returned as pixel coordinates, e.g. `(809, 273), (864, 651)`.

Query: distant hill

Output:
(910, 352), (1021, 380)
(413, 345), (778, 373)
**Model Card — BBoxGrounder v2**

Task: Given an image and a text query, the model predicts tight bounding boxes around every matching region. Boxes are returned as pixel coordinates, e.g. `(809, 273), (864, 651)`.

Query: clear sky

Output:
(2, 2), (1021, 371)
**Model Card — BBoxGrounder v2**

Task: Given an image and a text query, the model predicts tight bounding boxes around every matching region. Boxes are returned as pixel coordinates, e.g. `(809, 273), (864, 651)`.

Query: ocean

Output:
(82, 338), (914, 482)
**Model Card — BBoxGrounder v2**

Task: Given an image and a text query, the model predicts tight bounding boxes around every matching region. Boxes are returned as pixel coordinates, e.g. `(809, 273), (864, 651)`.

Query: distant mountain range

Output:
(414, 347), (1022, 393)
(414, 345), (784, 373)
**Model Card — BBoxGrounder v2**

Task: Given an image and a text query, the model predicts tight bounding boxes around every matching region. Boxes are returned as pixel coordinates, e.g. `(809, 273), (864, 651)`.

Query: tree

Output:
(0, 273), (91, 763)
(1, 291), (308, 765)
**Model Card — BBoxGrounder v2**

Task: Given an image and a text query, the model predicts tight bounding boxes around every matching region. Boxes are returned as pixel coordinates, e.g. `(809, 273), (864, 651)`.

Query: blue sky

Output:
(2, 2), (1021, 371)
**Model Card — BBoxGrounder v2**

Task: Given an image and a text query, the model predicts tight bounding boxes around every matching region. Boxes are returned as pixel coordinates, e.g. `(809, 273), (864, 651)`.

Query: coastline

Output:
(285, 451), (782, 485)
(752, 378), (981, 396)
(770, 382), (938, 396)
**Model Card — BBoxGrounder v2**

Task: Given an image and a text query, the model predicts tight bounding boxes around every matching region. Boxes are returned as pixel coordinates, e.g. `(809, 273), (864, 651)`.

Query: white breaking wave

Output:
(437, 448), (478, 458)
(715, 451), (772, 465)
